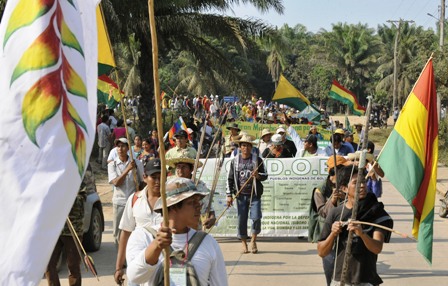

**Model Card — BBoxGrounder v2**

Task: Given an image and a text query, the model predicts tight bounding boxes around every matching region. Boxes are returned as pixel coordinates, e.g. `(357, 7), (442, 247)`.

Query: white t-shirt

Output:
(126, 228), (228, 286)
(108, 157), (144, 206)
(119, 187), (162, 232)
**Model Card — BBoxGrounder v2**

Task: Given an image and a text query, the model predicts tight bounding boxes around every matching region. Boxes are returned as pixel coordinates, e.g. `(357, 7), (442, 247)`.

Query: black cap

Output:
(144, 158), (161, 176)
(305, 134), (317, 146)
(174, 130), (188, 138)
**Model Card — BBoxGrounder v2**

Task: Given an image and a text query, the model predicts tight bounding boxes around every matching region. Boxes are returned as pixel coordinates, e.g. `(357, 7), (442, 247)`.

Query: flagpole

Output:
(147, 1), (170, 285)
(99, 3), (140, 193)
(339, 96), (373, 286)
(376, 55), (434, 162)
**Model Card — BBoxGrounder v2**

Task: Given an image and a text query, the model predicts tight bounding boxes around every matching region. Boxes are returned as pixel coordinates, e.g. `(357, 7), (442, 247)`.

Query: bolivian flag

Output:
(272, 75), (310, 110)
(97, 5), (118, 108)
(378, 58), (438, 263)
(98, 75), (123, 108)
(329, 80), (366, 116)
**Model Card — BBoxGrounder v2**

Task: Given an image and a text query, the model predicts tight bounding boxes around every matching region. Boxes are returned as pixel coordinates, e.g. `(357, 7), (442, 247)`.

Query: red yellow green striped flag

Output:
(378, 58), (438, 263)
(329, 80), (366, 116)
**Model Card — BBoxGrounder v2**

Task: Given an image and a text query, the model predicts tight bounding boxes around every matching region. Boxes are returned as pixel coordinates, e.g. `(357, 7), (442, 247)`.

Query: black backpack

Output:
(144, 226), (207, 286)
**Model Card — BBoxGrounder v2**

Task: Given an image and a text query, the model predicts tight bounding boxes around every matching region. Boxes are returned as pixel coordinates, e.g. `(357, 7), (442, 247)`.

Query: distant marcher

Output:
(324, 129), (354, 156)
(309, 125), (323, 140)
(344, 131), (358, 151)
(97, 114), (111, 170)
(393, 107), (399, 125)
(258, 128), (273, 154)
(262, 134), (293, 158)
(297, 134), (326, 157)
(131, 135), (143, 159)
(126, 119), (136, 141)
(224, 123), (241, 156)
(165, 130), (197, 160)
(276, 126), (297, 157)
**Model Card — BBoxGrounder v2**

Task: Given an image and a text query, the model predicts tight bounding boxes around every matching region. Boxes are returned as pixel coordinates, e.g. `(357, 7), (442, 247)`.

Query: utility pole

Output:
(440, 0), (445, 49)
(387, 19), (414, 111)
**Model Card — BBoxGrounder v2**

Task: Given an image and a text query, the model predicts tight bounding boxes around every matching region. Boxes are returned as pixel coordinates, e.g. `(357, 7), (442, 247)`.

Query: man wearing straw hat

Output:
(317, 165), (393, 286)
(226, 134), (268, 254)
(126, 178), (228, 286)
(166, 155), (216, 229)
(258, 128), (272, 154)
(224, 122), (241, 156)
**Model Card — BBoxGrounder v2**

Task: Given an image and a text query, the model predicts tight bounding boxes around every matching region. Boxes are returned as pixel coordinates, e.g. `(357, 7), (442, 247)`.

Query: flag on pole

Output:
(97, 5), (115, 76)
(272, 74), (311, 111)
(167, 116), (190, 146)
(344, 115), (353, 132)
(96, 4), (118, 107)
(329, 80), (366, 116)
(98, 74), (123, 108)
(377, 58), (438, 263)
(0, 1), (99, 284)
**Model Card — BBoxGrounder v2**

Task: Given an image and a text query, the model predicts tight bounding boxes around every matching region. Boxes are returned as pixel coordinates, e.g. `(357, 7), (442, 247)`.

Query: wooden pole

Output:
(147, 1), (170, 285)
(339, 96), (373, 286)
(98, 3), (140, 194)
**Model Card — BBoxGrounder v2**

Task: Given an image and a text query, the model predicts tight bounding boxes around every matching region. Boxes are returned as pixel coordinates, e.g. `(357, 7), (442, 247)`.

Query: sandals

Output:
(250, 241), (258, 254)
(241, 241), (249, 254)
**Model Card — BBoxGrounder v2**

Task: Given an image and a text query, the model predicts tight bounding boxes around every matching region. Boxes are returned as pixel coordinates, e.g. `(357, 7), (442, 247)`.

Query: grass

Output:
(367, 127), (393, 149)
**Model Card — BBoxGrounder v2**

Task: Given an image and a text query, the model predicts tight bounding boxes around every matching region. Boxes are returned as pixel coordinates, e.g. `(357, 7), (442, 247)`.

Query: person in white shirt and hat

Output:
(258, 128), (273, 154)
(126, 178), (228, 286)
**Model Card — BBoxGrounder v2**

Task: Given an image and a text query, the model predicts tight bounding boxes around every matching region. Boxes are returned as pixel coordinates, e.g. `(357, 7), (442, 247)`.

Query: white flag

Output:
(0, 0), (99, 284)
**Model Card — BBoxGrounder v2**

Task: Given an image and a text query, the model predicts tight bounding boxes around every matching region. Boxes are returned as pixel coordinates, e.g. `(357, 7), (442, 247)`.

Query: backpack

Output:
(144, 226), (207, 286)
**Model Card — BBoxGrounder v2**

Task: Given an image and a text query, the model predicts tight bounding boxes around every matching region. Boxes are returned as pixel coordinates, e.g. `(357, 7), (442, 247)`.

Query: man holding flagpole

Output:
(109, 138), (144, 245)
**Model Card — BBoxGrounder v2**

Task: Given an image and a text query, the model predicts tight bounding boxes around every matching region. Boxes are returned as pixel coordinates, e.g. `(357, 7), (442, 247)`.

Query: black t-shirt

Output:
(319, 193), (393, 285)
(283, 139), (297, 157)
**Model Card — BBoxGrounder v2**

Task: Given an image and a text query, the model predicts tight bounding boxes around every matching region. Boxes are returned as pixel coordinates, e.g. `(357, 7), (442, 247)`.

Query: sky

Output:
(219, 0), (443, 33)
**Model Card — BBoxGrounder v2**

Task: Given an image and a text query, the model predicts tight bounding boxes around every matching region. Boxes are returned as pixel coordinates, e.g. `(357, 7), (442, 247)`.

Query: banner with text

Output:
(223, 121), (333, 141)
(201, 157), (328, 237)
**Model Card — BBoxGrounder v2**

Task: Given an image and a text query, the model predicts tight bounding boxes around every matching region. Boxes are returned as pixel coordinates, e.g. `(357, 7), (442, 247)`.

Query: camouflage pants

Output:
(45, 235), (82, 286)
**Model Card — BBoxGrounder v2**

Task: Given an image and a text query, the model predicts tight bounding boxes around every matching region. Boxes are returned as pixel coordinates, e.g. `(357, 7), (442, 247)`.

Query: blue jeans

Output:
(236, 195), (262, 239)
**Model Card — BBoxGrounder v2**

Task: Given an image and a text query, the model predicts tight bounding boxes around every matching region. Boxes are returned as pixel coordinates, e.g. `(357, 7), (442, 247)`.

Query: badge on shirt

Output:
(169, 265), (187, 286)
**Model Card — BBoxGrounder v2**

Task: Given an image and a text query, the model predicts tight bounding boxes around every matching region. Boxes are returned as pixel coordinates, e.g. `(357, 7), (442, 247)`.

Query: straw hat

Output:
(261, 128), (273, 138)
(166, 154), (203, 169)
(154, 178), (207, 212)
(234, 134), (256, 145)
(347, 151), (375, 163)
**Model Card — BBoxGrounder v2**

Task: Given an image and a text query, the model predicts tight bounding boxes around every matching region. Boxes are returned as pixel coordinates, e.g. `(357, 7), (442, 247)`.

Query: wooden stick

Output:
(196, 109), (228, 183)
(99, 3), (140, 192)
(147, 1), (170, 285)
(208, 148), (272, 233)
(193, 115), (207, 184)
(339, 96), (373, 286)
(348, 220), (417, 241)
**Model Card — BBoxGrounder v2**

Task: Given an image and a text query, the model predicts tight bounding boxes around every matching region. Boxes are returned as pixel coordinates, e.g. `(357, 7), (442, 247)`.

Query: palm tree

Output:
(101, 0), (284, 128)
(321, 23), (382, 107)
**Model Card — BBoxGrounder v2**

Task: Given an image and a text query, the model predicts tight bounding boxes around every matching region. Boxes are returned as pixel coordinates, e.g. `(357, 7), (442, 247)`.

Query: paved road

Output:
(40, 166), (448, 286)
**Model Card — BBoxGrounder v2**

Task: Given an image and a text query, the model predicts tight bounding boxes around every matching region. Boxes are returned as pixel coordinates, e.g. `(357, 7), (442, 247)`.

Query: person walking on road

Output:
(227, 134), (268, 254)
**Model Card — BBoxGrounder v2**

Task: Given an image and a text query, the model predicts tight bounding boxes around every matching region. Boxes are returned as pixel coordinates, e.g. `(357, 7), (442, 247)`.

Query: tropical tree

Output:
(101, 0), (284, 128)
(321, 23), (382, 107)
(376, 24), (437, 107)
